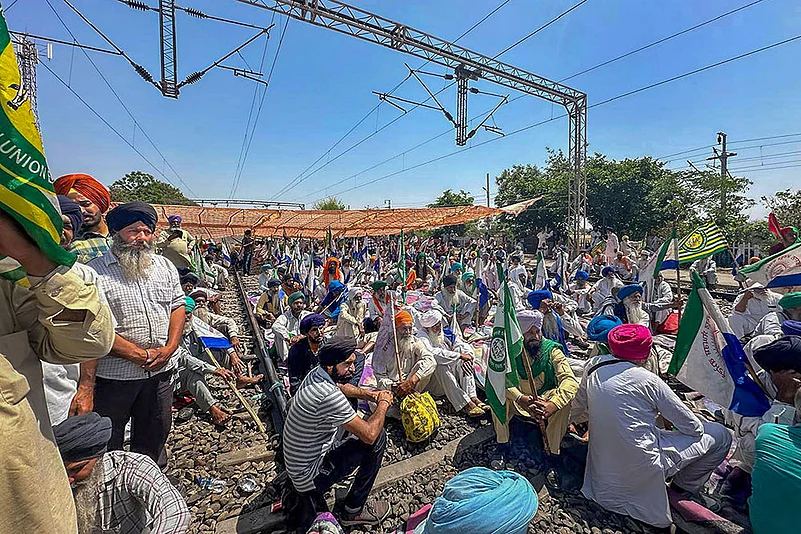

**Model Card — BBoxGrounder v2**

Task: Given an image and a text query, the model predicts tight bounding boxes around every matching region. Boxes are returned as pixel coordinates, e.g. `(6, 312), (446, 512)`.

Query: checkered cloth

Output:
(89, 250), (185, 380)
(70, 233), (111, 264)
(96, 450), (190, 534)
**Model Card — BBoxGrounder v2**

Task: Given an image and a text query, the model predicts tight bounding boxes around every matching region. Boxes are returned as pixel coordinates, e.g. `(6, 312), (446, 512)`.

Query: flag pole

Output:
(673, 219), (683, 326)
(389, 294), (404, 384)
(519, 347), (552, 455)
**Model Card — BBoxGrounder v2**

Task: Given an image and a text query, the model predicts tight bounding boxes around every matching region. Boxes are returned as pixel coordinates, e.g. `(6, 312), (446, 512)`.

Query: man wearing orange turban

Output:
(53, 173), (112, 263)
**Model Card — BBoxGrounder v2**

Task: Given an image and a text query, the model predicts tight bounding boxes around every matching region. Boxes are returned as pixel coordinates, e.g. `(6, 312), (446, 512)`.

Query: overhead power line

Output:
(44, 0), (197, 195)
(271, 0), (515, 199)
(495, 0), (588, 57)
(309, 32), (801, 202)
(294, 0), (767, 201)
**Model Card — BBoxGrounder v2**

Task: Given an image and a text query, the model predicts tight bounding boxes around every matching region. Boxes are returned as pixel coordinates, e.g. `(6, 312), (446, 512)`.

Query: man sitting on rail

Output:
(272, 291), (311, 361)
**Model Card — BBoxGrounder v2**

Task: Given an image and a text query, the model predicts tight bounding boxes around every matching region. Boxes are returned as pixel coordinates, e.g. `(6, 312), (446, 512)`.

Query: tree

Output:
(109, 171), (196, 205)
(313, 196), (346, 210)
(682, 169), (754, 239)
(427, 189), (475, 237)
(762, 188), (801, 230)
(494, 151), (570, 243)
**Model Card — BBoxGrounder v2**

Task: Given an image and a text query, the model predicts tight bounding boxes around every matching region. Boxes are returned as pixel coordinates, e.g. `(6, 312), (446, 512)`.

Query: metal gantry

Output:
(158, 0), (179, 97)
(231, 0), (588, 251)
(13, 36), (40, 125)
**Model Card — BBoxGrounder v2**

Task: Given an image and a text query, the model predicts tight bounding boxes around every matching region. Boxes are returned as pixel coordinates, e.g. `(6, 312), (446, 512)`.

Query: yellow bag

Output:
(400, 391), (441, 443)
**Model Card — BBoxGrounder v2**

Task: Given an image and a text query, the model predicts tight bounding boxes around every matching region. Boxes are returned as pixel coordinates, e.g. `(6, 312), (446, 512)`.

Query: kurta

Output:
(729, 290), (782, 340)
(156, 228), (195, 270)
(272, 309), (311, 361)
(416, 330), (477, 411)
(590, 276), (623, 311)
(374, 336), (436, 391)
(335, 299), (366, 341)
(491, 344), (578, 453)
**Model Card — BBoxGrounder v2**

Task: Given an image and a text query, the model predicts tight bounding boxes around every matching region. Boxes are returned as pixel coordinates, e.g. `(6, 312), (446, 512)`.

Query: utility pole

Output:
(482, 172), (490, 207)
(707, 131), (736, 216)
(384, 199), (392, 209)
(14, 36), (39, 125)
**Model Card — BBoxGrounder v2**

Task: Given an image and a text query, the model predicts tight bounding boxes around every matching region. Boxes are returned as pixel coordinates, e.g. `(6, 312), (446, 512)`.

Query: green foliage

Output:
(494, 151), (570, 241)
(682, 169), (754, 238)
(762, 189), (801, 230)
(109, 171), (196, 205)
(313, 196), (347, 210)
(427, 189), (475, 237)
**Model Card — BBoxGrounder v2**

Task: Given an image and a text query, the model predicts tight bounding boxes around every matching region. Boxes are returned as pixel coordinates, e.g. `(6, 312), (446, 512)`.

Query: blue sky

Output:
(11, 0), (801, 217)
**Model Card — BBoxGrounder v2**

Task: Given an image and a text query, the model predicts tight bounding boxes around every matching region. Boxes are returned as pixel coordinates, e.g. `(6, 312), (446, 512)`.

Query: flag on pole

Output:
(486, 262), (523, 424)
(668, 270), (770, 417)
(739, 240), (801, 288)
(192, 317), (233, 350)
(638, 230), (678, 300)
(677, 222), (728, 264)
(326, 227), (332, 258)
(0, 17), (75, 284)
(534, 251), (547, 290)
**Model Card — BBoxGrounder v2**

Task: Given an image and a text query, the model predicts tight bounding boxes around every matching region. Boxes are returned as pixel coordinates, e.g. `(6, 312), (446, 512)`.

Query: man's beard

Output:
(397, 332), (414, 356)
(111, 234), (153, 281)
(542, 313), (559, 340)
(525, 338), (542, 363)
(425, 328), (445, 348)
(72, 458), (104, 534)
(624, 298), (649, 325)
(194, 306), (210, 323)
(443, 290), (459, 309)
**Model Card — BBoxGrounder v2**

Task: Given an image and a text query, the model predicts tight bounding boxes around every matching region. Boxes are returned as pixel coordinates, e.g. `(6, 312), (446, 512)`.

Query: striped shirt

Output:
(89, 251), (185, 380)
(283, 366), (356, 492)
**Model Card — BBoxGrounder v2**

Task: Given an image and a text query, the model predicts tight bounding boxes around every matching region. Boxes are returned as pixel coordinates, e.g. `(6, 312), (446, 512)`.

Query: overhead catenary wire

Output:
(293, 0), (766, 201)
(310, 32), (801, 202)
(271, 0), (514, 199)
(44, 0), (197, 196)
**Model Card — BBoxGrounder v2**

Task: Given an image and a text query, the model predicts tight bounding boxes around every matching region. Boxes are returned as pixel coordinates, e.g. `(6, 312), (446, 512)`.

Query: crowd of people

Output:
(2, 172), (800, 534)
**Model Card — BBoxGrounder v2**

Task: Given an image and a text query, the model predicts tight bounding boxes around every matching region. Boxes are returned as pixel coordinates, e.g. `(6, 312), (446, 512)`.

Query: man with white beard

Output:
(416, 310), (486, 417)
(613, 284), (650, 328)
(336, 287), (367, 342)
(435, 274), (476, 331)
(729, 283), (782, 341)
(588, 266), (623, 313)
(374, 311), (437, 415)
(88, 202), (187, 468)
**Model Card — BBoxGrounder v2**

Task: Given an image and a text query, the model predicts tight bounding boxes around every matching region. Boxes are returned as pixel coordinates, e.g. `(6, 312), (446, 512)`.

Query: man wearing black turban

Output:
(53, 412), (189, 534)
(57, 195), (83, 247)
(105, 201), (158, 234)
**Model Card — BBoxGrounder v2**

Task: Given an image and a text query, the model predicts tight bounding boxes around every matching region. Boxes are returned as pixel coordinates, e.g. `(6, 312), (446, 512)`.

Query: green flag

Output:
(486, 262), (523, 424)
(678, 222), (728, 264)
(0, 16), (75, 285)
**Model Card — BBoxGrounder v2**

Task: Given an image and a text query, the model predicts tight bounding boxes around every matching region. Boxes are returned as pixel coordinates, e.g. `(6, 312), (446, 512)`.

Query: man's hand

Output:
(143, 346), (174, 372)
(68, 388), (93, 416)
(230, 336), (241, 353)
(529, 398), (558, 421)
(395, 377), (418, 398)
(0, 210), (57, 276)
(214, 367), (237, 383)
(376, 390), (394, 406)
(459, 352), (473, 362)
(358, 325), (365, 337)
(552, 302), (565, 315)
(230, 353), (246, 375)
(670, 297), (684, 310)
(289, 334), (304, 345)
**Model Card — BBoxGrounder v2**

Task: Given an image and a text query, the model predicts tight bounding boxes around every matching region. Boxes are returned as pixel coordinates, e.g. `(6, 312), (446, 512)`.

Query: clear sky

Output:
(11, 0), (801, 217)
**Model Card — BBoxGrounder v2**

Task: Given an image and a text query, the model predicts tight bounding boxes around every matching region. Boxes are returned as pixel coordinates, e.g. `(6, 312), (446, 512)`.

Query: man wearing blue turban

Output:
(613, 284), (649, 328)
(415, 467), (538, 534)
(588, 266), (622, 314)
(527, 289), (570, 356)
(569, 270), (592, 315)
(317, 280), (348, 322)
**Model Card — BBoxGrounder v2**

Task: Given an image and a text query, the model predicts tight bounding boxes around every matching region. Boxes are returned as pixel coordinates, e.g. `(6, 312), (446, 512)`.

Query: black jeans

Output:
(242, 250), (253, 274)
(94, 372), (173, 468)
(304, 429), (387, 514)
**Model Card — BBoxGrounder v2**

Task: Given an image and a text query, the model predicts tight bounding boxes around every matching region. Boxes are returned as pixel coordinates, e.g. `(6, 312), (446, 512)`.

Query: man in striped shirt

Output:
(283, 338), (392, 528)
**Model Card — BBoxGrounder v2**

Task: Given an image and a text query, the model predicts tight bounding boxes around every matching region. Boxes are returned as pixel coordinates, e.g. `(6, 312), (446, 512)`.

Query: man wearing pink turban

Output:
(570, 324), (731, 528)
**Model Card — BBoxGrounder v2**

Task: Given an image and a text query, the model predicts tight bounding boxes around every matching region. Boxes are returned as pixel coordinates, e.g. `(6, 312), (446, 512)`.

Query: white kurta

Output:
(729, 291), (782, 340)
(335, 299), (365, 341)
(590, 276), (623, 311)
(271, 309), (311, 361)
(605, 232), (620, 258)
(571, 354), (731, 527)
(643, 279), (674, 326)
(691, 258), (718, 286)
(434, 289), (476, 327)
(416, 331), (477, 411)
(374, 336), (437, 390)
(753, 311), (787, 338)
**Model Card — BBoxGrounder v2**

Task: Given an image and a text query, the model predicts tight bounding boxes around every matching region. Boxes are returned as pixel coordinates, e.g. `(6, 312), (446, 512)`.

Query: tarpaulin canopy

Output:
(146, 197), (539, 239)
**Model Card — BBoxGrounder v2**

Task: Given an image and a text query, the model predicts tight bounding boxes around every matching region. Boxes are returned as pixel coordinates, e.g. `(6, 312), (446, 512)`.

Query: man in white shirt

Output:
(571, 324), (731, 528)
(587, 266), (623, 313)
(729, 283), (782, 341)
(272, 291), (311, 361)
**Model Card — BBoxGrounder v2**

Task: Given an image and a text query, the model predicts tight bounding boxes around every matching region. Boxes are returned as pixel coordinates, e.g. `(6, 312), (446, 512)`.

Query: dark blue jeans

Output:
(306, 429), (387, 514)
(242, 250), (253, 274)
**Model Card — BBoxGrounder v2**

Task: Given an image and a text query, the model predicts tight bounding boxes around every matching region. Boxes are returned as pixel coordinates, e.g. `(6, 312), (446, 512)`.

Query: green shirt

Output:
(750, 423), (801, 534)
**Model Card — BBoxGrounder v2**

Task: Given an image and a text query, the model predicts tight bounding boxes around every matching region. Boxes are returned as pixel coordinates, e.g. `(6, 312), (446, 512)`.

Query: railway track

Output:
(166, 271), (737, 534)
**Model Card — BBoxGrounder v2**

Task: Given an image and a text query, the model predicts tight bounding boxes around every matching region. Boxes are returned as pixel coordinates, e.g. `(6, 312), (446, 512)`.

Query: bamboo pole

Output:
(202, 345), (266, 434)
(673, 220), (683, 326)
(520, 345), (552, 455)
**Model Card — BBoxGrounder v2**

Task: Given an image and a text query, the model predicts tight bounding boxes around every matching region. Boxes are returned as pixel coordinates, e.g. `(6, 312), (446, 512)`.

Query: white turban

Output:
(419, 309), (443, 328)
(516, 310), (543, 334)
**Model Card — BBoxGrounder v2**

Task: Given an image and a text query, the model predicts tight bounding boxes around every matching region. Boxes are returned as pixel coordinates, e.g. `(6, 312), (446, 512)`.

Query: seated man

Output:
(255, 278), (282, 327)
(177, 297), (239, 426)
(316, 280), (347, 323)
(491, 310), (579, 459)
(435, 275), (476, 331)
(283, 339), (391, 528)
(612, 251), (636, 281)
(730, 283), (782, 341)
(527, 289), (580, 354)
(587, 266), (622, 312)
(749, 389), (801, 534)
(643, 272), (675, 330)
(189, 290), (252, 380)
(373, 311), (437, 415)
(288, 313), (326, 395)
(416, 309), (486, 417)
(754, 291), (801, 337)
(54, 412), (189, 534)
(367, 280), (390, 319)
(571, 324), (731, 529)
(569, 270), (592, 315)
(273, 291), (311, 361)
(335, 287), (366, 342)
(613, 284), (650, 328)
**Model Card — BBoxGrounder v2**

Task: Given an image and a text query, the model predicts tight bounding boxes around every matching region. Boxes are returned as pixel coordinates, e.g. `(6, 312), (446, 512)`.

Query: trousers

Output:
(427, 361), (477, 412)
(94, 372), (173, 468)
(492, 381), (572, 454)
(177, 368), (217, 413)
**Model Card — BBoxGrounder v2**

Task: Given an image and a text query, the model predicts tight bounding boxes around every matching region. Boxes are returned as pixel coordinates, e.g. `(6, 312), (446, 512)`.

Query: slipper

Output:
(466, 406), (486, 418)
